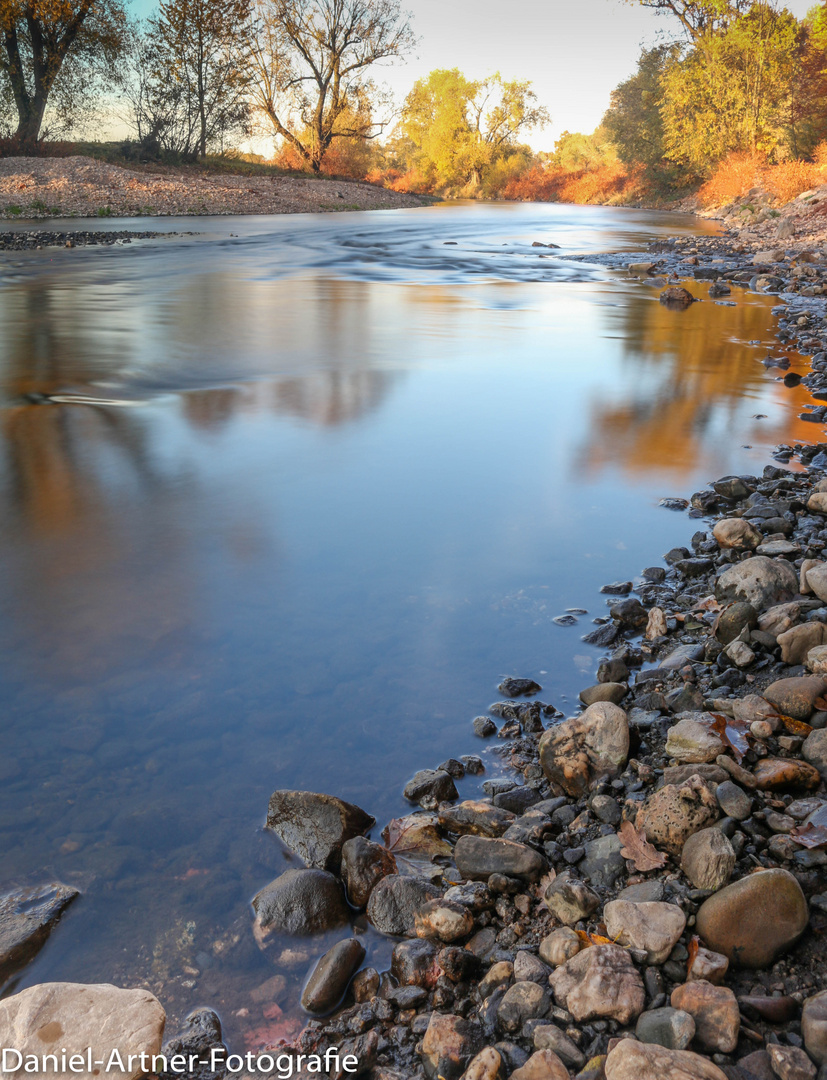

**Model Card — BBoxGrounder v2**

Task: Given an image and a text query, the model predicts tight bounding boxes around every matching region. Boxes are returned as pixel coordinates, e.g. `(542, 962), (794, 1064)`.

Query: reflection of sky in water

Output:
(0, 202), (815, 1039)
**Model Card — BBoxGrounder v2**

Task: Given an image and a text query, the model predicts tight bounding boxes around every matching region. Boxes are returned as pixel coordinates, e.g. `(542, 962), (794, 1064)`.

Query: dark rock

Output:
(266, 791), (375, 872)
(159, 1009), (226, 1080)
(498, 678), (542, 698)
(403, 770), (458, 808)
(301, 937), (366, 1014)
(454, 835), (546, 882)
(341, 836), (397, 908)
(366, 875), (441, 936)
(252, 869), (349, 938)
(391, 938), (440, 988)
(0, 883), (79, 982)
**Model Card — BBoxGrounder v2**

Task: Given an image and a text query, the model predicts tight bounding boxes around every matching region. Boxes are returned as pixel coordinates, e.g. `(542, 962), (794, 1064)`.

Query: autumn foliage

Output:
(697, 146), (827, 208)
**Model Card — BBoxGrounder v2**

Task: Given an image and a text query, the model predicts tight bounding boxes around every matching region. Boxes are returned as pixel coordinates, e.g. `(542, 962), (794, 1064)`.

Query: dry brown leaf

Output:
(575, 930), (616, 948)
(687, 934), (700, 976)
(815, 697), (827, 712)
(694, 596), (722, 613)
(618, 819), (667, 871)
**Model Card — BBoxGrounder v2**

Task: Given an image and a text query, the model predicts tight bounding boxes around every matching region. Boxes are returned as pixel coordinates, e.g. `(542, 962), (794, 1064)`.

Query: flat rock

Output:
(301, 937), (365, 1014)
(694, 868), (808, 967)
(0, 884), (79, 982)
(715, 556), (798, 610)
(635, 774), (719, 855)
(538, 701), (629, 797)
(715, 780), (752, 820)
(252, 868), (349, 938)
(579, 833), (626, 888)
(549, 943), (645, 1025)
(543, 874), (600, 926)
(438, 801), (515, 838)
(266, 790), (375, 872)
(764, 676), (827, 721)
(604, 900), (686, 964)
(454, 835), (546, 882)
(366, 875), (441, 936)
(604, 1037), (728, 1080)
(0, 983), (165, 1080)
(666, 719), (724, 764)
(671, 981), (739, 1053)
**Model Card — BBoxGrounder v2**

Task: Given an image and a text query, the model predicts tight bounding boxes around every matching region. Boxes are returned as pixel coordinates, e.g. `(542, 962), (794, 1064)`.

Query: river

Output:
(0, 201), (815, 1045)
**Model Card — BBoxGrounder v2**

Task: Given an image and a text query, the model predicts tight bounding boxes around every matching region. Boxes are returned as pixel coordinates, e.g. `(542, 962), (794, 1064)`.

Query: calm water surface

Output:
(0, 202), (816, 1044)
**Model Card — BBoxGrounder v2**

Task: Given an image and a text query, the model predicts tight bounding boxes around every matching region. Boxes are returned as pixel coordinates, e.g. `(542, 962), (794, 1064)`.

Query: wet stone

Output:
(301, 937), (366, 1015)
(266, 790), (375, 872)
(0, 883), (79, 982)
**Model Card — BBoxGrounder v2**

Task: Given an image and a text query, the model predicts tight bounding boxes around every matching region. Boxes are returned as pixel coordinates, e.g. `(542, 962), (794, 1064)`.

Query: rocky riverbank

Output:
(230, 232), (827, 1080)
(5, 223), (827, 1080)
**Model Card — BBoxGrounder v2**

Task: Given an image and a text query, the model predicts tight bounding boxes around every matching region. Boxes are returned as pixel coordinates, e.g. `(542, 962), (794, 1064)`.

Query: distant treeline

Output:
(1, 0), (826, 206)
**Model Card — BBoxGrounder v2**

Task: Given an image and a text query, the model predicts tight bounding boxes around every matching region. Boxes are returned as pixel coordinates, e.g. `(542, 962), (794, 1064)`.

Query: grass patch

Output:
(4, 204), (22, 215)
(96, 206), (113, 217)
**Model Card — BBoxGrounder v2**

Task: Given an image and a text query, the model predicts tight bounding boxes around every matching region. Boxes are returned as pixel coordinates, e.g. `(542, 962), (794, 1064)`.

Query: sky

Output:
(127, 0), (819, 151)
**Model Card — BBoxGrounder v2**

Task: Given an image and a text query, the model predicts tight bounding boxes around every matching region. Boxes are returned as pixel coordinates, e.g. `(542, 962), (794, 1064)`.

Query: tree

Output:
(250, 0), (414, 174)
(625, 0), (754, 42)
(400, 69), (549, 190)
(602, 45), (677, 167)
(134, 0), (252, 159)
(660, 3), (800, 172)
(0, 0), (127, 145)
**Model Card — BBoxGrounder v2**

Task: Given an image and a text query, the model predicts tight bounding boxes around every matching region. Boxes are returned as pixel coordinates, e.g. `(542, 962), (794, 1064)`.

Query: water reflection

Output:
(0, 204), (817, 1044)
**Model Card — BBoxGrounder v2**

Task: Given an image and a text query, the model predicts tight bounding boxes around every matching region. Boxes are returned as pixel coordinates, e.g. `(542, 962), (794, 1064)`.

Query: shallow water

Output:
(0, 202), (815, 1044)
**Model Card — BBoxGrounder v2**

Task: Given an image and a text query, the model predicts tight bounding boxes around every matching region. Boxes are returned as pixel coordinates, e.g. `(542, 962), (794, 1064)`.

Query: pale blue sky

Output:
(128, 0), (818, 148)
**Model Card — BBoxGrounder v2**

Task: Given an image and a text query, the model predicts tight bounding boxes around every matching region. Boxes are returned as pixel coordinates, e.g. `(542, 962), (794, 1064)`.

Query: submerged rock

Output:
(0, 883), (79, 982)
(252, 868), (349, 938)
(265, 790), (374, 872)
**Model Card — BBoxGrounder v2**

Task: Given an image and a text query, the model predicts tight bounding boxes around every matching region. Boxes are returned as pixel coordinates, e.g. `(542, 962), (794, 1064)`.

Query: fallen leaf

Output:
(687, 934), (700, 976)
(779, 714), (813, 737)
(790, 805), (827, 848)
(708, 712), (751, 763)
(618, 820), (667, 871)
(815, 697), (827, 712)
(694, 596), (722, 613)
(575, 930), (616, 948)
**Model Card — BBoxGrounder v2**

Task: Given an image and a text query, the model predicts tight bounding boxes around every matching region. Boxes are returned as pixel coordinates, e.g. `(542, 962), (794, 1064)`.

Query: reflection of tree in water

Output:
(582, 286), (815, 477)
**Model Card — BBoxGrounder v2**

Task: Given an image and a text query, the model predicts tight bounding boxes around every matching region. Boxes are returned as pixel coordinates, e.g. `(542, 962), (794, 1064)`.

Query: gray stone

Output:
(804, 728), (827, 779)
(803, 989), (827, 1066)
(579, 833), (626, 888)
(542, 874), (600, 926)
(715, 781), (751, 821)
(635, 1007), (696, 1051)
(497, 981), (550, 1032)
(366, 875), (442, 936)
(533, 1023), (587, 1068)
(715, 556), (798, 610)
(454, 835), (546, 882)
(513, 950), (551, 985)
(404, 769), (458, 808)
(680, 828), (736, 891)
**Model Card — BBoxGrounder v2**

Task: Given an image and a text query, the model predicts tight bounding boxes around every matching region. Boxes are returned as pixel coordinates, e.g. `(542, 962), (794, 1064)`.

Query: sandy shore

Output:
(0, 155), (431, 219)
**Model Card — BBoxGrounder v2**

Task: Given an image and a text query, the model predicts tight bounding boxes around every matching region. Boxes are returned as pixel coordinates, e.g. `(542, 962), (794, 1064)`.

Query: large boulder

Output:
(635, 774), (719, 855)
(266, 791), (374, 872)
(0, 983), (165, 1080)
(252, 868), (349, 939)
(549, 944), (645, 1025)
(539, 702), (629, 797)
(605, 1038), (728, 1080)
(366, 875), (441, 936)
(715, 556), (798, 610)
(0, 884), (79, 982)
(694, 868), (808, 968)
(454, 835), (546, 882)
(301, 937), (365, 1015)
(603, 900), (686, 964)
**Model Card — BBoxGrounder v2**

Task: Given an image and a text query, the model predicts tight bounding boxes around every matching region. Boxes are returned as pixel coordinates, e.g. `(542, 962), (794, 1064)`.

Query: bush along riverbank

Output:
(240, 239), (827, 1080)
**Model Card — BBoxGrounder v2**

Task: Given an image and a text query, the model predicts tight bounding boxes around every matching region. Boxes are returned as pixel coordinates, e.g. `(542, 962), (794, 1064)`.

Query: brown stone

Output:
(549, 944), (645, 1025)
(752, 758), (821, 791)
(635, 774), (719, 856)
(671, 980), (739, 1053)
(764, 677), (827, 721)
(510, 1050), (570, 1080)
(603, 901), (686, 964)
(604, 1039), (728, 1080)
(420, 1013), (483, 1079)
(538, 701), (629, 797)
(694, 868), (808, 968)
(438, 801), (515, 838)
